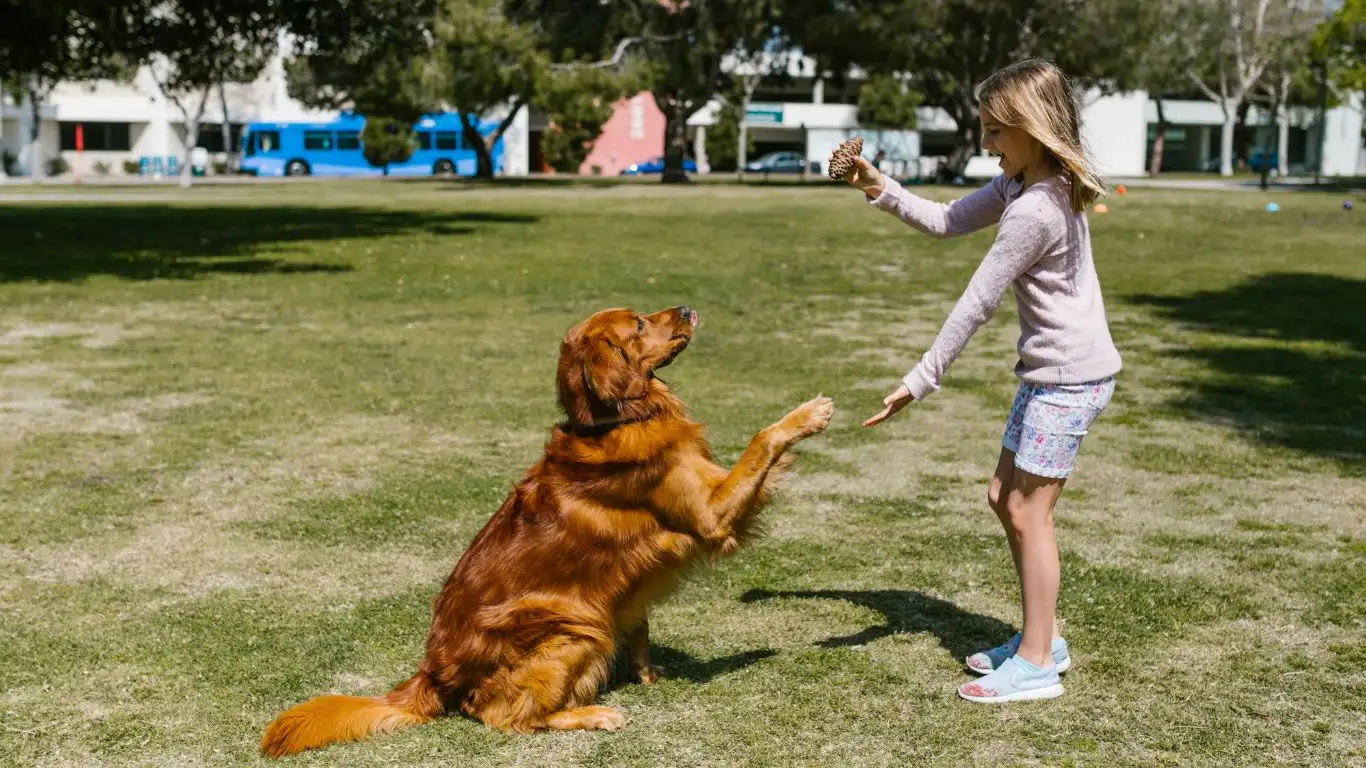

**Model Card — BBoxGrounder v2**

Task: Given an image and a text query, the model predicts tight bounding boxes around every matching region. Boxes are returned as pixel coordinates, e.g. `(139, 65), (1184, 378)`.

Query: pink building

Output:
(577, 92), (667, 176)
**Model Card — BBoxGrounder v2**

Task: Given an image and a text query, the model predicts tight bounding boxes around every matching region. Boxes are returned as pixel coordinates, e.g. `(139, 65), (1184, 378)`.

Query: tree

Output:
(728, 46), (787, 181)
(139, 0), (279, 187)
(786, 0), (1144, 180)
(856, 73), (921, 134)
(431, 0), (545, 177)
(536, 65), (637, 173)
(1313, 0), (1366, 93)
(283, 0), (437, 125)
(0, 0), (143, 179)
(1184, 0), (1315, 177)
(703, 81), (755, 173)
(1119, 0), (1207, 176)
(512, 0), (790, 183)
(360, 116), (418, 174)
(286, 0), (637, 179)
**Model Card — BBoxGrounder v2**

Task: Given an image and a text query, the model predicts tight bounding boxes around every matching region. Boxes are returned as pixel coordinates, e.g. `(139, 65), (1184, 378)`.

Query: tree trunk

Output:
(944, 116), (980, 181)
(218, 84), (232, 172)
(661, 99), (690, 184)
(737, 97), (749, 183)
(1233, 99), (1251, 173)
(1148, 98), (1167, 177)
(27, 86), (43, 180)
(1275, 74), (1290, 177)
(181, 118), (198, 188)
(179, 87), (211, 189)
(0, 101), (8, 182)
(458, 113), (495, 178)
(1219, 100), (1239, 177)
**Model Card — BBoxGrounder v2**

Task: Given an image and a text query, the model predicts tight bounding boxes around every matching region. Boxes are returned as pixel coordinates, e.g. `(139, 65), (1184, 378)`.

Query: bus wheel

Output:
(285, 160), (310, 177)
(434, 159), (455, 176)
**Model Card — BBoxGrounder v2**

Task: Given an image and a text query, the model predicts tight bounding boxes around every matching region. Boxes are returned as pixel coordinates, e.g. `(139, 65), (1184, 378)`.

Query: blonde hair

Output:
(975, 59), (1105, 212)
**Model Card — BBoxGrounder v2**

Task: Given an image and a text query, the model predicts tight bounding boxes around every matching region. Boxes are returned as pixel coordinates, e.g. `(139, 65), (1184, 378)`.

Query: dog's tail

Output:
(260, 672), (443, 759)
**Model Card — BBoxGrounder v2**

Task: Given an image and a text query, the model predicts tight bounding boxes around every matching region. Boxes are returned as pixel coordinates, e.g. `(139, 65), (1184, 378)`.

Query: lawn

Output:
(1, 179), (1362, 767)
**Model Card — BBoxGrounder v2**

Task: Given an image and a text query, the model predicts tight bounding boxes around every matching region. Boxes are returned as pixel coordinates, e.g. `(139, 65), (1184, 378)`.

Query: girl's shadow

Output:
(739, 588), (1014, 659)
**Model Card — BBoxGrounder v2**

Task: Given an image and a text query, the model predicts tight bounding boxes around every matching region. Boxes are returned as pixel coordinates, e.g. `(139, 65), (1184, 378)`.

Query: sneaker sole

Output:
(967, 655), (1071, 676)
(958, 682), (1064, 703)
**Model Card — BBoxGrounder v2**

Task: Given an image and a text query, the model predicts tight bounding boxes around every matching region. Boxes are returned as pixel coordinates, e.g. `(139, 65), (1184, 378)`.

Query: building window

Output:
(195, 123), (245, 153)
(336, 131), (361, 151)
(303, 130), (334, 150)
(59, 122), (132, 151)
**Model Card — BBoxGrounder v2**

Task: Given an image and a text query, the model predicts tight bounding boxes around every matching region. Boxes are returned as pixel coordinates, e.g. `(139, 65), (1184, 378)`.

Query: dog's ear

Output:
(582, 338), (648, 404)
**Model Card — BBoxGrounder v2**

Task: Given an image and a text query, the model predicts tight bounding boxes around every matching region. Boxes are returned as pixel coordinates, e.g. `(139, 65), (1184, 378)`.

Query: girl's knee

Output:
(1005, 494), (1053, 534)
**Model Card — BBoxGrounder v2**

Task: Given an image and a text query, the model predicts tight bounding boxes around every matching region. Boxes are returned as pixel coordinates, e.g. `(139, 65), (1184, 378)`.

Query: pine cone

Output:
(827, 136), (864, 180)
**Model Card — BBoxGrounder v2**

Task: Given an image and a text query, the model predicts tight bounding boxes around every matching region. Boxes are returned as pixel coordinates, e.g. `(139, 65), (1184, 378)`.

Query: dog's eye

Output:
(636, 317), (645, 333)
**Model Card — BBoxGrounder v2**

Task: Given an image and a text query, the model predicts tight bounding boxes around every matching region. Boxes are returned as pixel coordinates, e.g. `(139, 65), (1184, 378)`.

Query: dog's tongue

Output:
(688, 309), (699, 327)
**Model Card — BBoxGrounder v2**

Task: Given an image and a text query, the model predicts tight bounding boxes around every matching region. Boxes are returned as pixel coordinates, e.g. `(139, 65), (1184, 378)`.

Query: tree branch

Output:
(489, 94), (527, 145)
(548, 35), (679, 71)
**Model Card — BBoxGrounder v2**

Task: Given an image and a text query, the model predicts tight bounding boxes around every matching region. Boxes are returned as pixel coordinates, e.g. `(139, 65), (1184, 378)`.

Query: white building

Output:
(679, 53), (1364, 181)
(2, 41), (1363, 182)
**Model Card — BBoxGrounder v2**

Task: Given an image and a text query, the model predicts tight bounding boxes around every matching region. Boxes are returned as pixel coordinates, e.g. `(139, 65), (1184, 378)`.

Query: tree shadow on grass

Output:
(0, 205), (538, 283)
(1130, 272), (1366, 468)
(740, 589), (1015, 661)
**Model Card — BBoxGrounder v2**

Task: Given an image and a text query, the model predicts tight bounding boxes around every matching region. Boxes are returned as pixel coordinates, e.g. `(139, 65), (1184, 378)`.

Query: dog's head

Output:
(556, 305), (699, 428)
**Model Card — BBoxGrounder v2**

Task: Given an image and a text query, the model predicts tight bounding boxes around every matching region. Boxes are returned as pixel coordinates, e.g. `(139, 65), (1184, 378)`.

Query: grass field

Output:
(1, 179), (1362, 767)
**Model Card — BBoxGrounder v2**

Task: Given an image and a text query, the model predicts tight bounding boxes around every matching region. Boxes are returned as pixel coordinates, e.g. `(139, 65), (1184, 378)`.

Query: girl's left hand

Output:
(864, 382), (914, 427)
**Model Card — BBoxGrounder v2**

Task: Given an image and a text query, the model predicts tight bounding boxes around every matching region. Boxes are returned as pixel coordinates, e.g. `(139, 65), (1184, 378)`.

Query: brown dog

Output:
(260, 305), (834, 757)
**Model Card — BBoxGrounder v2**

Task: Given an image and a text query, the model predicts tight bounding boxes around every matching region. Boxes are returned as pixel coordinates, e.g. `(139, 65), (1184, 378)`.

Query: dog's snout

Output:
(675, 305), (698, 327)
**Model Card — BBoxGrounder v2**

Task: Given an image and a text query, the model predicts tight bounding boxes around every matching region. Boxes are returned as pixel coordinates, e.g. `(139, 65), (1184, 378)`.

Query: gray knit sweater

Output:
(868, 174), (1123, 401)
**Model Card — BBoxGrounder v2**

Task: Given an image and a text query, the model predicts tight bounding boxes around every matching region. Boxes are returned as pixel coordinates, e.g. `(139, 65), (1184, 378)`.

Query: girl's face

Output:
(979, 107), (1046, 180)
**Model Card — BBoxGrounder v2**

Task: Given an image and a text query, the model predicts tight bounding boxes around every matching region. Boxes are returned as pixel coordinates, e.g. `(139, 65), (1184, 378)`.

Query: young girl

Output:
(843, 59), (1121, 704)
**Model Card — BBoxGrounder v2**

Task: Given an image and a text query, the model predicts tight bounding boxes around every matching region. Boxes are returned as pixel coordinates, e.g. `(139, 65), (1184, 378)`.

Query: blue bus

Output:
(238, 112), (506, 178)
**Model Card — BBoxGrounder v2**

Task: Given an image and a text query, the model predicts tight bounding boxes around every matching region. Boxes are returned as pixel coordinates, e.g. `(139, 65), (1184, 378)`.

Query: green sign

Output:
(745, 103), (784, 124)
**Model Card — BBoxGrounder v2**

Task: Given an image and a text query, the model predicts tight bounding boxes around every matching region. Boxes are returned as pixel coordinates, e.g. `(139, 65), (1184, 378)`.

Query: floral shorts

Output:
(1002, 377), (1116, 479)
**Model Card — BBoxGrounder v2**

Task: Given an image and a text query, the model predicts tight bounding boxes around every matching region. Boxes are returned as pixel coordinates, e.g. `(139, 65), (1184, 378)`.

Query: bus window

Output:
(255, 130), (280, 153)
(303, 131), (334, 150)
(416, 132), (432, 150)
(336, 131), (361, 151)
(434, 132), (459, 151)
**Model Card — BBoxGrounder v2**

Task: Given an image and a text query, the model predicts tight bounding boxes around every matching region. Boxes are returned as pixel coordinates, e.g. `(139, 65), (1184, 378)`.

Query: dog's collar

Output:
(564, 412), (650, 437)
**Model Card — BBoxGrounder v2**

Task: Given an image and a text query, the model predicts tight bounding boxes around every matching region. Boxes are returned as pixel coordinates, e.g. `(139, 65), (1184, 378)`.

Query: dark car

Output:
(744, 150), (816, 175)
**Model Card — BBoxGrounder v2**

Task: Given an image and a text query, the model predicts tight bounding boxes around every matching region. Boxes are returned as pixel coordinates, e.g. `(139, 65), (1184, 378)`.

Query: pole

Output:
(75, 123), (83, 184)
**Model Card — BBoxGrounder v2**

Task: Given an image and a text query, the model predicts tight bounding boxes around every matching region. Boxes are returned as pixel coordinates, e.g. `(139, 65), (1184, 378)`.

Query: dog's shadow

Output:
(605, 646), (778, 692)
(738, 588), (1015, 660)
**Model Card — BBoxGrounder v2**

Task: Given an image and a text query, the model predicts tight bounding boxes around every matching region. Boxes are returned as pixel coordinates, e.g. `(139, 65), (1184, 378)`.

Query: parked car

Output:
(620, 156), (699, 175)
(744, 150), (815, 175)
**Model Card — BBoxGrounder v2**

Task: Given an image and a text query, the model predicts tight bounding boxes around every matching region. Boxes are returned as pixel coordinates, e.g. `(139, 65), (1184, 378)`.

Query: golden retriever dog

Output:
(260, 305), (834, 757)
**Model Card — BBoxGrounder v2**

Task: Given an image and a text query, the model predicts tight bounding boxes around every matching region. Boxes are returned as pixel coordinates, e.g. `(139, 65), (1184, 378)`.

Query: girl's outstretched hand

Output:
(844, 156), (885, 198)
(864, 382), (913, 427)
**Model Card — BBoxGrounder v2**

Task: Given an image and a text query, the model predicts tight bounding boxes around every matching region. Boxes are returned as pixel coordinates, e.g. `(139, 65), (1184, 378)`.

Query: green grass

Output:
(1, 180), (1363, 767)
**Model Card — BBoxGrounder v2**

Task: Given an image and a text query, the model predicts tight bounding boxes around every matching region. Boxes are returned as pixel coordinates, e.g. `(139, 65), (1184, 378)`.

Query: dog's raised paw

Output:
(785, 395), (834, 438)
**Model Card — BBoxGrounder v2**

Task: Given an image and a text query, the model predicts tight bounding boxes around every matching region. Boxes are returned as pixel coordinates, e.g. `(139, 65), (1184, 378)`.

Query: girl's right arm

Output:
(846, 157), (1008, 238)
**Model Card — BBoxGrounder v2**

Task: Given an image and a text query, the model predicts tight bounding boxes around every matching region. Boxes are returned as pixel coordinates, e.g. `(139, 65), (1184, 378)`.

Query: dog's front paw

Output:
(633, 664), (664, 685)
(783, 395), (834, 440)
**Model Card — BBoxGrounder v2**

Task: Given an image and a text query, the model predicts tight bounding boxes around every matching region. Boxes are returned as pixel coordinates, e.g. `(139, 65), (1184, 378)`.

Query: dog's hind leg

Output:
(471, 633), (619, 733)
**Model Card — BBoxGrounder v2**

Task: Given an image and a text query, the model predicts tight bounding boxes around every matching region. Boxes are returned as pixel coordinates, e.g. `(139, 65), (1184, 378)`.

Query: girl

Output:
(843, 59), (1121, 704)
